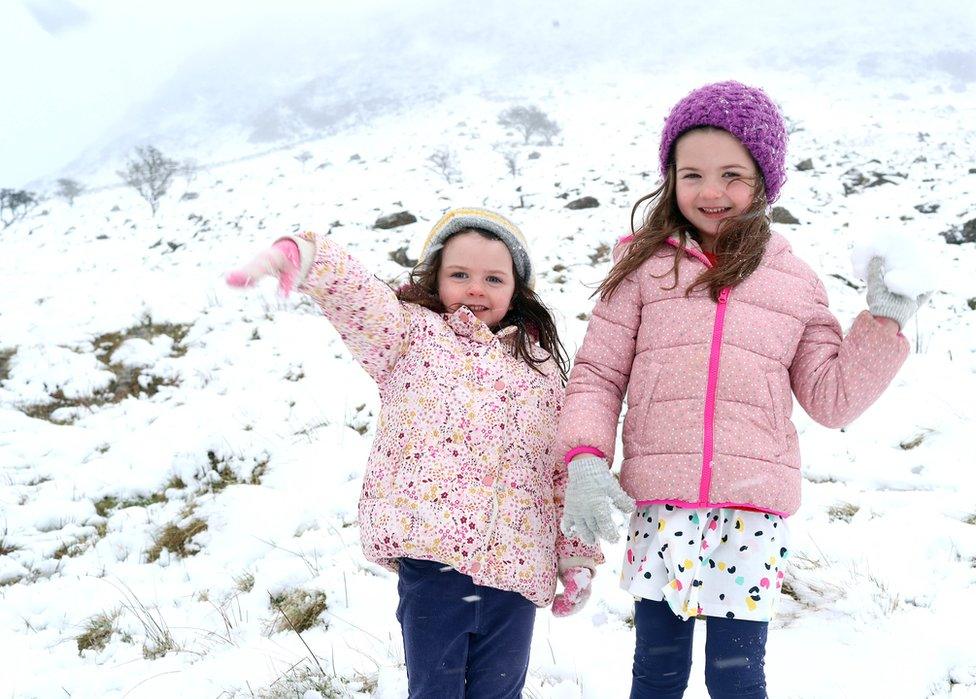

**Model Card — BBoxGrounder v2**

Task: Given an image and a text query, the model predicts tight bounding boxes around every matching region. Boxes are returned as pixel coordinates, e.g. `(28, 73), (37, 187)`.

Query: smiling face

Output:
(674, 128), (759, 252)
(436, 230), (516, 327)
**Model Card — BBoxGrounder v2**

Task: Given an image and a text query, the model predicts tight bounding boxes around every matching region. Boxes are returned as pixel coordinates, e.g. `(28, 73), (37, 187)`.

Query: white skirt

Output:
(620, 504), (790, 622)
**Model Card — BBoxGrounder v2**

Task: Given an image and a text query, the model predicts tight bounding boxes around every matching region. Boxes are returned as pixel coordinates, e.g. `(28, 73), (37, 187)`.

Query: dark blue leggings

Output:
(396, 558), (537, 698)
(630, 598), (768, 699)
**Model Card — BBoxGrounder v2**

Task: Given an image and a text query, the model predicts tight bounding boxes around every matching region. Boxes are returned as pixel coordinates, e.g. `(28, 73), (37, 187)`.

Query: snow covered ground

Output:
(2, 12), (976, 698)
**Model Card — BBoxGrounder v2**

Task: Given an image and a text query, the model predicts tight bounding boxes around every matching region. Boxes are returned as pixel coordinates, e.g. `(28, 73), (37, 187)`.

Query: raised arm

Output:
(227, 232), (413, 385)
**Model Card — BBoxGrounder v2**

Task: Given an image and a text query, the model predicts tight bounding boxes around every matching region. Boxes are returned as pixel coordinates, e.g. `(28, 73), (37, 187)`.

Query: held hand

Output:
(225, 240), (300, 296)
(866, 256), (931, 330)
(560, 456), (635, 546)
(551, 566), (593, 617)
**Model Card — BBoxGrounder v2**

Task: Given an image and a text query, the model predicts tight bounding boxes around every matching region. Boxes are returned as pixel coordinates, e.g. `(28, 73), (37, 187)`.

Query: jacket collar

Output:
(665, 230), (791, 266)
(666, 234), (711, 267)
(445, 306), (518, 346)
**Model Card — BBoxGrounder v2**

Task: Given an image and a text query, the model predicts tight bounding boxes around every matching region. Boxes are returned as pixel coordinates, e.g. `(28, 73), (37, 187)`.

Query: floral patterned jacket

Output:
(293, 232), (602, 606)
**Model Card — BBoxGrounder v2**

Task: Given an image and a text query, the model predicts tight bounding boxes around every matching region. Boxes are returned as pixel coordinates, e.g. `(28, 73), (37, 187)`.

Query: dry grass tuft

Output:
(898, 429), (934, 450)
(234, 571), (255, 593)
(827, 502), (860, 523)
(251, 663), (344, 698)
(267, 589), (328, 635)
(146, 517), (208, 563)
(76, 610), (119, 654)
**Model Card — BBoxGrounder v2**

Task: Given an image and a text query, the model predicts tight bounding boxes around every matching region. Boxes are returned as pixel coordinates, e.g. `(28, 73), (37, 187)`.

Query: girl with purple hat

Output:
(556, 81), (929, 697)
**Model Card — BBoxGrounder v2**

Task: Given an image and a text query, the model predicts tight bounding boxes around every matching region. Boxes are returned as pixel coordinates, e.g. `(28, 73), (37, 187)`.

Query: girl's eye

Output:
(682, 173), (701, 180)
(451, 272), (467, 279)
(723, 171), (743, 179)
(487, 276), (503, 284)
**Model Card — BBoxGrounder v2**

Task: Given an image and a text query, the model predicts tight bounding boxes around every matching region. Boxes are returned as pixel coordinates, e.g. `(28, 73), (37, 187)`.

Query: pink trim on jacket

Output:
(634, 498), (789, 518)
(700, 286), (731, 503)
(563, 446), (606, 464)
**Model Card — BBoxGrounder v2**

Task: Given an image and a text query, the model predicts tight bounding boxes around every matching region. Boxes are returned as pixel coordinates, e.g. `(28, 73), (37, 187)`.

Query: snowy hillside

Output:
(2, 59), (976, 699)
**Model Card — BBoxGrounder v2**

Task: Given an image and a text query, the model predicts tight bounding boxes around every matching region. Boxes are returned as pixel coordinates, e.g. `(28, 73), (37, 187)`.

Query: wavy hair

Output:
(597, 127), (772, 303)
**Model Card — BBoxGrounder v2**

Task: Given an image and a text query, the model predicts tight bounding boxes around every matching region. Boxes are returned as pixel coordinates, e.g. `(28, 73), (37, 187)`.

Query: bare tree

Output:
(0, 188), (38, 228)
(178, 159), (198, 194)
(294, 151), (313, 171)
(56, 178), (84, 206)
(497, 105), (561, 145)
(426, 148), (460, 184)
(117, 146), (178, 216)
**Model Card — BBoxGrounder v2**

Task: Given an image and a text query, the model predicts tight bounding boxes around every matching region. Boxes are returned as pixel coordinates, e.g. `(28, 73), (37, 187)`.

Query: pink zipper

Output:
(700, 285), (731, 503)
(660, 237), (730, 504)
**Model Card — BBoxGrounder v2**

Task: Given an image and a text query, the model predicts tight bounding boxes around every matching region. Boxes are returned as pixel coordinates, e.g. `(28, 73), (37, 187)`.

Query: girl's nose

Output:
(701, 181), (723, 199)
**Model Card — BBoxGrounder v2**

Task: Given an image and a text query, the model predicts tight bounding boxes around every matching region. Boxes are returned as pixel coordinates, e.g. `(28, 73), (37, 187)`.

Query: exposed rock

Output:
(528, 152), (541, 160)
(389, 246), (417, 268)
(565, 196), (599, 210)
(795, 158), (814, 171)
(941, 217), (976, 244)
(771, 207), (800, 225)
(914, 203), (940, 214)
(841, 167), (906, 196)
(374, 211), (417, 229)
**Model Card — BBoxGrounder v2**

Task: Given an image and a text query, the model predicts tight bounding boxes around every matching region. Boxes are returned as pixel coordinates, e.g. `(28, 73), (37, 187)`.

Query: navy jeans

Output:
(631, 598), (768, 699)
(396, 558), (537, 698)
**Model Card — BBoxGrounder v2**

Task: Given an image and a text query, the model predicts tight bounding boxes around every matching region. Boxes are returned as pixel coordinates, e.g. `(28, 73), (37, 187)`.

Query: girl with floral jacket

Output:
(228, 207), (601, 698)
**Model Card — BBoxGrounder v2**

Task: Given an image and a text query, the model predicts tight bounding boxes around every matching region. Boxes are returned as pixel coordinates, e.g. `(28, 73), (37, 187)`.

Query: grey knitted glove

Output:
(866, 257), (931, 329)
(560, 457), (635, 546)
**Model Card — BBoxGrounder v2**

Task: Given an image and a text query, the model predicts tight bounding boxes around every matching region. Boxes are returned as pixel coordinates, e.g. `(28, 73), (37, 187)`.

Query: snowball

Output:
(851, 228), (938, 298)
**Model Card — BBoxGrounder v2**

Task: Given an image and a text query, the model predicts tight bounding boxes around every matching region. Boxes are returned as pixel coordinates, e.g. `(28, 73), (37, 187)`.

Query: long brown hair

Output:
(598, 127), (772, 303)
(396, 228), (570, 383)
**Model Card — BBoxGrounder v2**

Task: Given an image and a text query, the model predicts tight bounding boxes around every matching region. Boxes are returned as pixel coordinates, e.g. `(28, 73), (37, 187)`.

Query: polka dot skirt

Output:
(621, 504), (790, 622)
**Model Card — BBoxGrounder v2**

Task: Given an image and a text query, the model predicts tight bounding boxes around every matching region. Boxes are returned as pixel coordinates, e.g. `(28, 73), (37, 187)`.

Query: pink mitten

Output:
(551, 566), (593, 617)
(225, 239), (301, 296)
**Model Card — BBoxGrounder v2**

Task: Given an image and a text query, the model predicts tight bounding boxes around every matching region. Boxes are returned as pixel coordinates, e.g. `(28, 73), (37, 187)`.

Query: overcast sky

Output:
(2, 0), (973, 190)
(1, 0), (365, 187)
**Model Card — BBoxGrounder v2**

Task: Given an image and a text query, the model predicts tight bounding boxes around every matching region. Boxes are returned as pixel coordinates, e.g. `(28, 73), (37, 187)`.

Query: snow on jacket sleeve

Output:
(558, 269), (643, 465)
(789, 278), (910, 429)
(293, 231), (412, 385)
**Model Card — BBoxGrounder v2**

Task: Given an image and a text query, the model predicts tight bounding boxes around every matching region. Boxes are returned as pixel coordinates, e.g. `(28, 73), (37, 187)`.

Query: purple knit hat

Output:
(658, 81), (788, 203)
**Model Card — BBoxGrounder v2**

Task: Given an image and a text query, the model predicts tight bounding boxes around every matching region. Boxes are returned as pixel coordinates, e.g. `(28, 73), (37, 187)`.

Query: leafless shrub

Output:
(117, 145), (178, 216)
(426, 148), (460, 184)
(495, 146), (519, 177)
(294, 151), (313, 171)
(0, 188), (38, 228)
(178, 158), (198, 194)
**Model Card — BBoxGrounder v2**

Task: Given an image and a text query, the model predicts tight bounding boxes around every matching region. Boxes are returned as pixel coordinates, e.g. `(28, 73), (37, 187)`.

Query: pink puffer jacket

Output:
(558, 232), (909, 517)
(294, 232), (602, 606)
